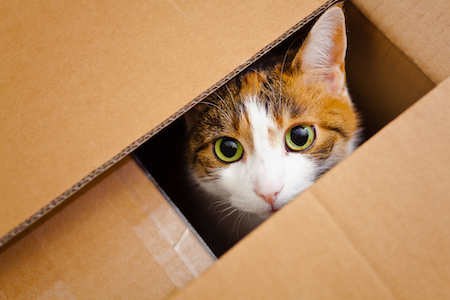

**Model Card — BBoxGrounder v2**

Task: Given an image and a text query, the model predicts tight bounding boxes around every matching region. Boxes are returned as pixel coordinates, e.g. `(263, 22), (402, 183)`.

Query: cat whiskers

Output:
(249, 68), (278, 105)
(213, 91), (234, 122)
(224, 84), (239, 113)
(200, 101), (234, 125)
(247, 212), (257, 227)
(278, 51), (290, 111)
(232, 211), (248, 241)
(278, 38), (301, 111)
(216, 205), (239, 225)
(208, 199), (229, 212)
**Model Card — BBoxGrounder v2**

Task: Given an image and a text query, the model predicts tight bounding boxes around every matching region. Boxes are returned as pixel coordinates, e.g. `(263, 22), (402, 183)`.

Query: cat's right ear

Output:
(292, 5), (347, 95)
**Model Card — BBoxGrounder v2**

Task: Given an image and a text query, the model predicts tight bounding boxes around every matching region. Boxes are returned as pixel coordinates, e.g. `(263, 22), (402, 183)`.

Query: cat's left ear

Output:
(292, 5), (347, 95)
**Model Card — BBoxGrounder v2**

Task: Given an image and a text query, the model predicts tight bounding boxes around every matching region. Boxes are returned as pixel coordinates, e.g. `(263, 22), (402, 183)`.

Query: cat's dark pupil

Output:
(291, 126), (309, 146)
(221, 139), (238, 157)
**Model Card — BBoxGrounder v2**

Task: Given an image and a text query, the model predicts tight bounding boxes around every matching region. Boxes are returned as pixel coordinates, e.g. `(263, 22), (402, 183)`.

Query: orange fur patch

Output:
(186, 5), (359, 182)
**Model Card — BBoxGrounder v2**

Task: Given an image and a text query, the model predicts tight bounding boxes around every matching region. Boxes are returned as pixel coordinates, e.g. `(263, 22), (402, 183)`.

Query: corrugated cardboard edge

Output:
(132, 154), (217, 261)
(0, 0), (339, 248)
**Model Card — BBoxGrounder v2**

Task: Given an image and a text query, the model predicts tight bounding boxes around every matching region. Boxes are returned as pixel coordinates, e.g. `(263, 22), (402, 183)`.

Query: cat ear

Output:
(292, 6), (347, 94)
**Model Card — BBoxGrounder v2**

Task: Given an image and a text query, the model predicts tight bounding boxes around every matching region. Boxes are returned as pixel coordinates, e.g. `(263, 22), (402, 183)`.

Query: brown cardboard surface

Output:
(345, 1), (435, 136)
(2, 1), (448, 299)
(0, 156), (214, 299)
(0, 0), (332, 245)
(171, 77), (450, 299)
(131, 0), (437, 258)
(351, 0), (450, 84)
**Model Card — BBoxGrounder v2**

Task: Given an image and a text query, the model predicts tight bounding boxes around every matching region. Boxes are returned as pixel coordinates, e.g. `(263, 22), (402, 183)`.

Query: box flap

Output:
(172, 77), (450, 299)
(0, 0), (334, 244)
(0, 156), (214, 299)
(352, 0), (450, 84)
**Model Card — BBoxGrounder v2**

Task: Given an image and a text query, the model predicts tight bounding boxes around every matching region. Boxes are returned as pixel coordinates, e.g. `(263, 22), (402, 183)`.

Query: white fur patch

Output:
(193, 7), (355, 219)
(204, 97), (317, 217)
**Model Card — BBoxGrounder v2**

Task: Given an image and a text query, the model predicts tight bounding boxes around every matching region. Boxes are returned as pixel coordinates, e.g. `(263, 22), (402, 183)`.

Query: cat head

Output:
(185, 6), (359, 218)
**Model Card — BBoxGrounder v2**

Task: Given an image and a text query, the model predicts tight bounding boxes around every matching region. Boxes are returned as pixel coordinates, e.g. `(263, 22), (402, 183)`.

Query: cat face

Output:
(185, 6), (359, 218)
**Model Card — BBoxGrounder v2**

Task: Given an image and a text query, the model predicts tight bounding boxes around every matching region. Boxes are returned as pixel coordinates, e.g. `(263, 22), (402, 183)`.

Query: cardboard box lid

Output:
(0, 0), (334, 244)
(0, 156), (214, 299)
(171, 77), (450, 299)
(351, 0), (450, 84)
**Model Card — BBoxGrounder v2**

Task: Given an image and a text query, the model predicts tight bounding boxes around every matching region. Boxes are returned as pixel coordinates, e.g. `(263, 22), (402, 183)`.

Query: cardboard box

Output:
(0, 0), (328, 246)
(1, 0), (450, 298)
(0, 156), (214, 298)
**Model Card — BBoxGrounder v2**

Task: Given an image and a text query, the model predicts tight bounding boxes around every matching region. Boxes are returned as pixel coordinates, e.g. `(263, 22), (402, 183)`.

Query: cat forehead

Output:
(241, 98), (284, 152)
(200, 81), (310, 140)
(195, 65), (354, 142)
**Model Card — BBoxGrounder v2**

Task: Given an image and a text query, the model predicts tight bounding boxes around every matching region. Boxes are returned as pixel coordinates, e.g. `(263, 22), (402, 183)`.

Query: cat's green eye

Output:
(214, 138), (244, 163)
(285, 125), (315, 151)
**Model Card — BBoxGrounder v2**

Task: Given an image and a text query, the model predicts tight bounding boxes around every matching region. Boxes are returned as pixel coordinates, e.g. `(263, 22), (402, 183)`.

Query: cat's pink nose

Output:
(254, 184), (282, 206)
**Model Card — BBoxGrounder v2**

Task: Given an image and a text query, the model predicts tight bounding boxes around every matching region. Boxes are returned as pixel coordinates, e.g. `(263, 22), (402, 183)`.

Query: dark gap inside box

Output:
(132, 2), (434, 258)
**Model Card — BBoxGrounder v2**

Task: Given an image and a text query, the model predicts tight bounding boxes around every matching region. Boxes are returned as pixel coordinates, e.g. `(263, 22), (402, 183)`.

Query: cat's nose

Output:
(254, 184), (282, 206)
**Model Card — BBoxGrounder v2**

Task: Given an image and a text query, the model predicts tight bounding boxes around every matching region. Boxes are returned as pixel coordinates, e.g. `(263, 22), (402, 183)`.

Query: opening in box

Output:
(133, 2), (434, 257)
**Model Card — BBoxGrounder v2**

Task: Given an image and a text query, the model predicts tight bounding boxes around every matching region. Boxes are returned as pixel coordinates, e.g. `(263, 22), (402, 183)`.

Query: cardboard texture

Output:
(171, 76), (450, 300)
(351, 0), (450, 84)
(344, 2), (435, 136)
(0, 156), (214, 299)
(0, 0), (331, 245)
(1, 0), (450, 299)
(132, 1), (437, 258)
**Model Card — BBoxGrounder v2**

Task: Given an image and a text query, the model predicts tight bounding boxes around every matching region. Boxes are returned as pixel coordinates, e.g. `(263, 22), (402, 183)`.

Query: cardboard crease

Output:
(1, 0), (449, 298)
(305, 189), (398, 299)
(0, 0), (339, 248)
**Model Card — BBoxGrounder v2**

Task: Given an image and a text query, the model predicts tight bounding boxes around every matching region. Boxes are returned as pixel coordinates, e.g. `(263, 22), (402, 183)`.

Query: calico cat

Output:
(185, 6), (360, 220)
